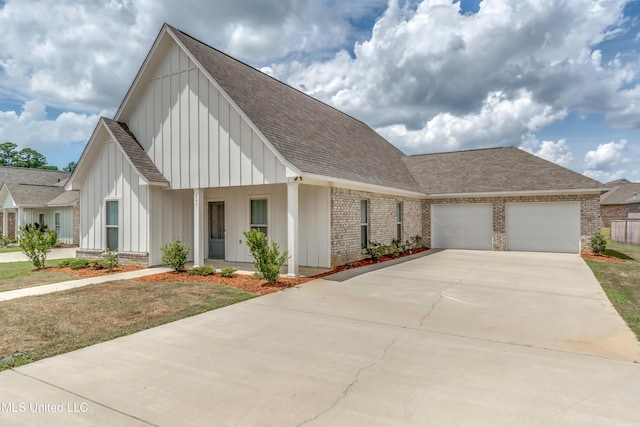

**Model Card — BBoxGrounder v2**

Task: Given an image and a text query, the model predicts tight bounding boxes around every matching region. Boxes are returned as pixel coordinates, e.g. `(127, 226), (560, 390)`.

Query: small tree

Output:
(161, 239), (190, 271)
(19, 224), (57, 269)
(243, 229), (288, 284)
(589, 232), (607, 255)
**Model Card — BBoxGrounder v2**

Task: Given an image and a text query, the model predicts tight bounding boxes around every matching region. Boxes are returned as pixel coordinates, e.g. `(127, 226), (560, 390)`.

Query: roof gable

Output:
(1, 183), (66, 207)
(168, 26), (421, 193)
(405, 147), (606, 195)
(0, 166), (70, 187)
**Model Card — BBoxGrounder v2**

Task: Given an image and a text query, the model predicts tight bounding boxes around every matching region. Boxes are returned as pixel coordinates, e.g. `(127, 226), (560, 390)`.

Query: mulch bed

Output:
(581, 254), (625, 263)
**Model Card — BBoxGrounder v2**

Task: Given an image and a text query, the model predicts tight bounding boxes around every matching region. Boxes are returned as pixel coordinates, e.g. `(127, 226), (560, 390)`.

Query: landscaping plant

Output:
(219, 266), (238, 278)
(589, 232), (607, 255)
(161, 239), (190, 271)
(19, 224), (57, 269)
(188, 266), (216, 276)
(94, 249), (119, 271)
(243, 229), (288, 284)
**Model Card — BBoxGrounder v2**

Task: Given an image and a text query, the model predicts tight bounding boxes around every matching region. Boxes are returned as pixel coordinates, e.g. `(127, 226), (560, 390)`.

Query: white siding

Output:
(126, 41), (287, 190)
(201, 184), (330, 267)
(24, 207), (75, 244)
(79, 139), (150, 253)
(148, 187), (194, 265)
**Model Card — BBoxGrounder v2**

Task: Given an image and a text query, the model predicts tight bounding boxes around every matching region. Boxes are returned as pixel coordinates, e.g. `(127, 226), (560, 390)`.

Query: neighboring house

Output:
(65, 24), (606, 274)
(0, 166), (79, 244)
(600, 183), (640, 227)
(626, 193), (640, 219)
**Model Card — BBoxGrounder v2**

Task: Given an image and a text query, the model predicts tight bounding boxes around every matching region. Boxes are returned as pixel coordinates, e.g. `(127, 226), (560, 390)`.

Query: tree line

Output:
(0, 142), (76, 172)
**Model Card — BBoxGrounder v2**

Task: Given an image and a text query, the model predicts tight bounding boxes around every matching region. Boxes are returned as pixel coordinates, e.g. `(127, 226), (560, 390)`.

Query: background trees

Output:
(0, 141), (63, 170)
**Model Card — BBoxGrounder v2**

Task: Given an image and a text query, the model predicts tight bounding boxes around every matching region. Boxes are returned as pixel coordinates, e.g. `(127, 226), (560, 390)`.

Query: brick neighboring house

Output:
(65, 24), (606, 272)
(0, 167), (79, 244)
(600, 183), (640, 227)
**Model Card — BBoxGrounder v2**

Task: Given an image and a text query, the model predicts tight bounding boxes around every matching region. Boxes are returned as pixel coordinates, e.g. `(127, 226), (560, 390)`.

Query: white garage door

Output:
(506, 202), (580, 253)
(431, 204), (493, 250)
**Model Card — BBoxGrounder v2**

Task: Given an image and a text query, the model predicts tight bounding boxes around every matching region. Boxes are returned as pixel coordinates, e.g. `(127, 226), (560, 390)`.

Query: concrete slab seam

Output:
(419, 294), (443, 328)
(11, 369), (158, 427)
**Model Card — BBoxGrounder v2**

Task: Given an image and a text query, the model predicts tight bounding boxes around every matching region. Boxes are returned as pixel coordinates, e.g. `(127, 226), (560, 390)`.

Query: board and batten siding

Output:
(80, 139), (149, 253)
(126, 41), (288, 190)
(24, 207), (75, 244)
(202, 184), (330, 268)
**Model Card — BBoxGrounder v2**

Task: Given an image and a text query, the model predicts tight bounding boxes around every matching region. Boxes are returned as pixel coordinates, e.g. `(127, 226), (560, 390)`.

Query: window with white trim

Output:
(396, 202), (403, 242)
(250, 199), (268, 236)
(361, 200), (369, 249)
(54, 212), (61, 236)
(106, 201), (118, 251)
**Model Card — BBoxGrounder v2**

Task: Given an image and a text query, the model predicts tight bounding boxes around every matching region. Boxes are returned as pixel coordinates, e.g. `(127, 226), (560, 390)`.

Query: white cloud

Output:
(584, 139), (628, 170)
(0, 101), (101, 153)
(520, 135), (574, 166)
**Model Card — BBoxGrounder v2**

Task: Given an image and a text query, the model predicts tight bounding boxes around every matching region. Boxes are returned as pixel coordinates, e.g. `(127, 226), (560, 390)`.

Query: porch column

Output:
(16, 207), (23, 239)
(287, 180), (300, 277)
(193, 188), (205, 267)
(2, 208), (7, 238)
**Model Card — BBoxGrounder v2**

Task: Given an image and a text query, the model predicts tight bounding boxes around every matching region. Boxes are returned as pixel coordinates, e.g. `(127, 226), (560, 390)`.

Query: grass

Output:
(585, 228), (640, 341)
(0, 246), (22, 253)
(0, 280), (255, 370)
(0, 259), (79, 292)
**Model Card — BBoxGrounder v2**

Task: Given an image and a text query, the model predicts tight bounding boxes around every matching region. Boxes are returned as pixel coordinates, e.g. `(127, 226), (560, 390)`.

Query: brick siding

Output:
(0, 211), (17, 239)
(601, 204), (628, 227)
(423, 193), (601, 253)
(76, 249), (149, 266)
(330, 187), (422, 267)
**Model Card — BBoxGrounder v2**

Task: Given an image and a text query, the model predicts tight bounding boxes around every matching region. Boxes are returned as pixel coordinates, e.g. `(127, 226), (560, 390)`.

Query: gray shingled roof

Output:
(404, 147), (605, 195)
(3, 183), (67, 206)
(0, 166), (70, 188)
(601, 183), (640, 205)
(170, 26), (421, 193)
(47, 190), (79, 206)
(102, 118), (169, 186)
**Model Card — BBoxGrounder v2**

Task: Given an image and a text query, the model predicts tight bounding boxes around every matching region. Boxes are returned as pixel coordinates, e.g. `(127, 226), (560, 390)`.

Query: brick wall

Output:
(0, 211), (17, 239)
(72, 206), (80, 246)
(330, 187), (422, 267)
(423, 193), (601, 253)
(76, 249), (149, 266)
(601, 204), (628, 227)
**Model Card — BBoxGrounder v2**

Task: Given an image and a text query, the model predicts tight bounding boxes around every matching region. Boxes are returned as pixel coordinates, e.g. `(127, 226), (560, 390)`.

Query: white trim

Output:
(248, 196), (270, 238)
(426, 188), (606, 199)
(301, 172), (426, 198)
(105, 198), (120, 251)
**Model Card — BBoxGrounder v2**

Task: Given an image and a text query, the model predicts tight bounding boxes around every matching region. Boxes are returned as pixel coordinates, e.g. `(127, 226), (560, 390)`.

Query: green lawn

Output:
(0, 246), (22, 253)
(0, 280), (255, 370)
(0, 259), (79, 292)
(585, 228), (640, 340)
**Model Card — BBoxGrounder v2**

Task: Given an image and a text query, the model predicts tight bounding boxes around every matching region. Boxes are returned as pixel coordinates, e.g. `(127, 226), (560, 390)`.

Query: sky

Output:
(0, 0), (639, 183)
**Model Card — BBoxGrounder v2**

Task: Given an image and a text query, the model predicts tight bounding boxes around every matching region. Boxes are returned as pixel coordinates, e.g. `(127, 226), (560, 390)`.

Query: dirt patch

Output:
(44, 265), (143, 278)
(582, 254), (625, 263)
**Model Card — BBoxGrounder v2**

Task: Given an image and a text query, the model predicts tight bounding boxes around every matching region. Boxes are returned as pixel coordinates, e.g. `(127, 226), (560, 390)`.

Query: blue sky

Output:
(0, 0), (639, 182)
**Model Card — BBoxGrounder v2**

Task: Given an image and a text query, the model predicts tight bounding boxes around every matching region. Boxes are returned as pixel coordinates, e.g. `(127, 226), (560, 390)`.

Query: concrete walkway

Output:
(0, 247), (77, 263)
(1, 250), (639, 426)
(0, 267), (173, 301)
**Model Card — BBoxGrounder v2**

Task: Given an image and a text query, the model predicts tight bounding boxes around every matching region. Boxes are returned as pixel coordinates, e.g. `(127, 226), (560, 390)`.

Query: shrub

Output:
(94, 250), (119, 271)
(161, 239), (190, 271)
(188, 266), (216, 276)
(19, 224), (57, 269)
(243, 229), (288, 284)
(0, 232), (7, 247)
(60, 258), (90, 270)
(411, 235), (423, 249)
(589, 232), (607, 255)
(219, 267), (238, 278)
(365, 241), (386, 262)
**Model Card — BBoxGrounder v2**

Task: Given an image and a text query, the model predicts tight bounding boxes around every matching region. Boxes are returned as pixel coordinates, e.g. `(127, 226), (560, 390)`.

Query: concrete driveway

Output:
(1, 250), (639, 426)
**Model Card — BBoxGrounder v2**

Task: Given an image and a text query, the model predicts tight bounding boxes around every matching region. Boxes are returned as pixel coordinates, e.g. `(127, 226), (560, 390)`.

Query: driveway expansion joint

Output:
(296, 337), (398, 426)
(419, 294), (443, 328)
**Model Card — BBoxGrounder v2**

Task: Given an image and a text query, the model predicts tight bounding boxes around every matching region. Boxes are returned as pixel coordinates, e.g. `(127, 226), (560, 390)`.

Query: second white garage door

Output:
(431, 204), (493, 250)
(506, 202), (580, 253)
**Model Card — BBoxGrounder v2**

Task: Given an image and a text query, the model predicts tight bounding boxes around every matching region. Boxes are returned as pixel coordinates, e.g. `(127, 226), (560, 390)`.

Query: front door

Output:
(209, 202), (225, 259)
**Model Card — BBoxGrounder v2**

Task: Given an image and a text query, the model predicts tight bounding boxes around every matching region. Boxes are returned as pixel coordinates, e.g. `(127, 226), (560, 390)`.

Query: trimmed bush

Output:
(188, 266), (216, 276)
(219, 267), (238, 278)
(243, 229), (288, 284)
(60, 258), (90, 270)
(589, 232), (607, 255)
(94, 250), (119, 271)
(161, 239), (190, 271)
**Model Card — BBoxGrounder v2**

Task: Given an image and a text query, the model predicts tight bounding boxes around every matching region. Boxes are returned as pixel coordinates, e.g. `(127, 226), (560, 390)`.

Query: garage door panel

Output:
(506, 202), (580, 253)
(432, 204), (493, 250)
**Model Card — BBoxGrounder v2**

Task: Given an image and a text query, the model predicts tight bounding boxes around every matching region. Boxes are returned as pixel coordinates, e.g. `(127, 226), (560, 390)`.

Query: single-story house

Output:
(65, 24), (606, 274)
(626, 194), (640, 219)
(600, 182), (640, 227)
(0, 166), (79, 244)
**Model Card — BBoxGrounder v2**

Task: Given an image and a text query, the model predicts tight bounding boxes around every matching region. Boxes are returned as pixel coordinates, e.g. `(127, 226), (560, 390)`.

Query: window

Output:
(54, 212), (61, 236)
(250, 199), (268, 236)
(38, 213), (45, 227)
(361, 200), (369, 249)
(106, 201), (118, 251)
(396, 202), (403, 242)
